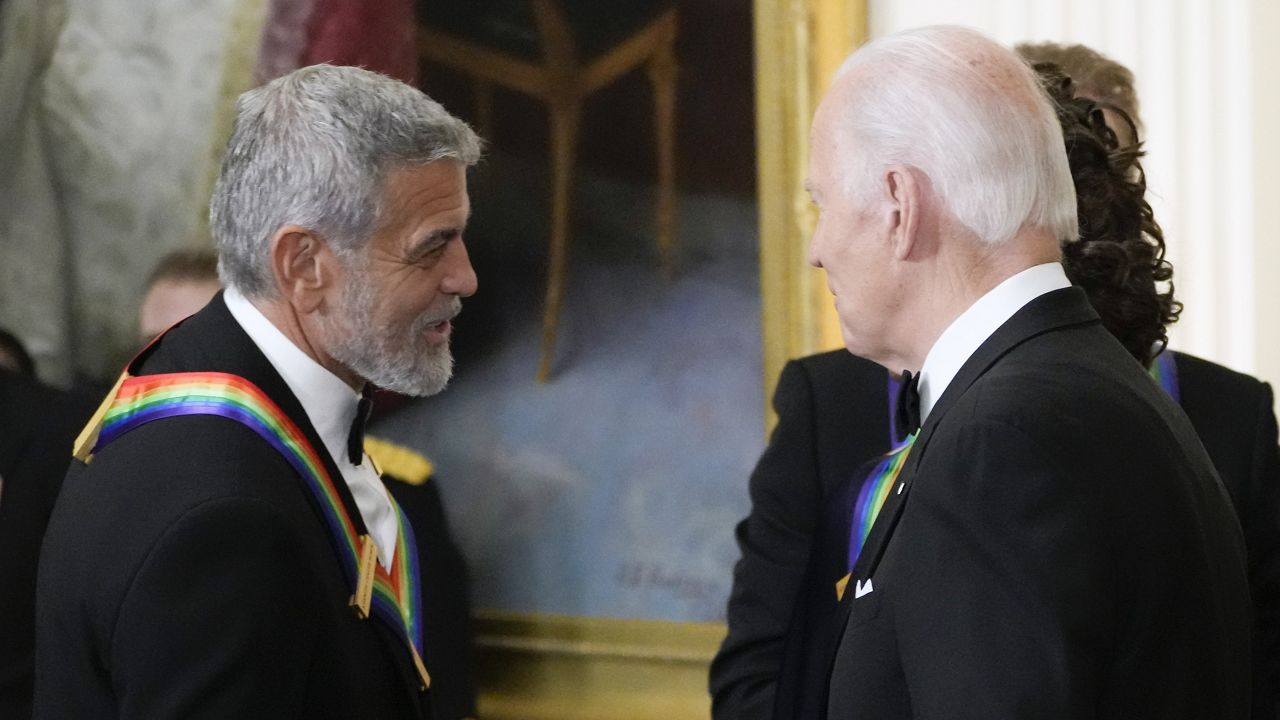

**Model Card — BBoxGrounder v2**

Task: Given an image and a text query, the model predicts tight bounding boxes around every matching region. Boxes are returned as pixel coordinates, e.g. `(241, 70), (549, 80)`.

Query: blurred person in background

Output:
(0, 328), (36, 377)
(136, 249), (223, 344)
(0, 329), (94, 720)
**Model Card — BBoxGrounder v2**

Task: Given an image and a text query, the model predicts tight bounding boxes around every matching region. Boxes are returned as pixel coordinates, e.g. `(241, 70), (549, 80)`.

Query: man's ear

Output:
(270, 225), (337, 313)
(884, 166), (922, 261)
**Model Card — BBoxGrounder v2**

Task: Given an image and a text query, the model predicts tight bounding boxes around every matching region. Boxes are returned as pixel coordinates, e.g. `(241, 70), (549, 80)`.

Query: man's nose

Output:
(443, 240), (478, 297)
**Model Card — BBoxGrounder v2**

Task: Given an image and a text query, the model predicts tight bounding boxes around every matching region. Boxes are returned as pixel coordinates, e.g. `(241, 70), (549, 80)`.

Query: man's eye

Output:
(408, 244), (445, 265)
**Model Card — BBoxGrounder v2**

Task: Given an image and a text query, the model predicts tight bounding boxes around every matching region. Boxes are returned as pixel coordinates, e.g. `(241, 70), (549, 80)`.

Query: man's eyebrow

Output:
(406, 226), (463, 258)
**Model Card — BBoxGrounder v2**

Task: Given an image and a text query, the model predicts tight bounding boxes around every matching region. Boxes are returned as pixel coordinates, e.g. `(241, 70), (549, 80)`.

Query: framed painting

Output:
(372, 2), (867, 717)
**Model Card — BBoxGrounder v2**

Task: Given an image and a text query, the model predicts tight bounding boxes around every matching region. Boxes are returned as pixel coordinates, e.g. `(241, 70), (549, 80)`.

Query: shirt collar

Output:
(223, 287), (361, 468)
(917, 262), (1071, 422)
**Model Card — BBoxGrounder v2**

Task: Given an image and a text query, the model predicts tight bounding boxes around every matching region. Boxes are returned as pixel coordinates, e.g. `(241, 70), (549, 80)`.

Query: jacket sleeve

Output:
(710, 360), (821, 720)
(888, 415), (1250, 719)
(110, 496), (323, 720)
(1245, 384), (1280, 717)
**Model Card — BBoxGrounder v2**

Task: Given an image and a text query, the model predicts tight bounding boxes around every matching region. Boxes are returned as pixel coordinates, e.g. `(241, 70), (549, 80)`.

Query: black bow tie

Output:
(347, 389), (374, 465)
(895, 370), (921, 439)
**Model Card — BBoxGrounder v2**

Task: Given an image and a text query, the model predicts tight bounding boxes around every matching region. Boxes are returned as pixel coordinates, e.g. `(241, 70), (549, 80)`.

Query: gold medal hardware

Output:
(411, 645), (432, 690)
(348, 534), (377, 618)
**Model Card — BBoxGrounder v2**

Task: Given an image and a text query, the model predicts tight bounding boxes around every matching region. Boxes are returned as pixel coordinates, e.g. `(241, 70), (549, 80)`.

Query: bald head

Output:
(823, 25), (1077, 247)
(807, 26), (1078, 371)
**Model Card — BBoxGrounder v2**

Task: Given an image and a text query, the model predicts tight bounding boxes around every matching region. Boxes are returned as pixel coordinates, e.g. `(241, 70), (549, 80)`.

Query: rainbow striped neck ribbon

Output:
(1149, 348), (1180, 404)
(76, 371), (430, 689)
(846, 433), (917, 574)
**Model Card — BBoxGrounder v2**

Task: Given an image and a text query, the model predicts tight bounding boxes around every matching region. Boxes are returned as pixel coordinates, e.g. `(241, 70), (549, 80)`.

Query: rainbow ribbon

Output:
(846, 433), (916, 572)
(1149, 348), (1180, 404)
(89, 371), (428, 687)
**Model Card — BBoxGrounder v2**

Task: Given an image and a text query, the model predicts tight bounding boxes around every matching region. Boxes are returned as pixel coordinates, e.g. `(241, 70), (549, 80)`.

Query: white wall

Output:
(870, 0), (1278, 386)
(1253, 0), (1280, 395)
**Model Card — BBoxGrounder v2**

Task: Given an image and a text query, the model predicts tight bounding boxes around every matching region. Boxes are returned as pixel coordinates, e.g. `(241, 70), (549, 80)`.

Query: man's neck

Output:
(889, 229), (1060, 372)
(249, 294), (365, 392)
(915, 261), (1072, 420)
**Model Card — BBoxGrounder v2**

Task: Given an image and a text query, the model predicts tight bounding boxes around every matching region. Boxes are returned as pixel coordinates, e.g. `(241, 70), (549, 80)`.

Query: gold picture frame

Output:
(474, 611), (725, 720)
(758, 0), (868, 430)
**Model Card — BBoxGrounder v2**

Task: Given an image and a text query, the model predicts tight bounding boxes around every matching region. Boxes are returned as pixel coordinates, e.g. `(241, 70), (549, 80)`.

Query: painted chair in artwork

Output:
(417, 0), (679, 382)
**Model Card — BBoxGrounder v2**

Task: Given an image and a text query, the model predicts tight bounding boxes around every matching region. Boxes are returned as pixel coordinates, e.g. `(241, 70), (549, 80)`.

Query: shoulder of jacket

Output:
(364, 435), (434, 485)
(1173, 350), (1268, 395)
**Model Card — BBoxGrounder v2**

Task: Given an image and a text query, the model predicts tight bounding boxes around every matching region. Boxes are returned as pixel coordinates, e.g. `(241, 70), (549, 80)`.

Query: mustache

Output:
(414, 298), (462, 330)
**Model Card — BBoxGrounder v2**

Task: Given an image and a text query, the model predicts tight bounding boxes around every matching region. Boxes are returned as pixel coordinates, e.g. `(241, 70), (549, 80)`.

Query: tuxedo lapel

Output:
(847, 450), (916, 583)
(831, 446), (917, 649)
(920, 287), (1100, 435)
(835, 288), (1101, 626)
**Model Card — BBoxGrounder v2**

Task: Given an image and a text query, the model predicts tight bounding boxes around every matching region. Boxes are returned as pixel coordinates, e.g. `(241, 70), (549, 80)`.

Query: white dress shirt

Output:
(917, 262), (1071, 423)
(224, 287), (398, 569)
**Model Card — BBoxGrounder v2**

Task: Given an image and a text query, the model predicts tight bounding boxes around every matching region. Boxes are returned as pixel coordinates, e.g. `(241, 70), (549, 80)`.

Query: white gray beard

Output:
(325, 276), (457, 397)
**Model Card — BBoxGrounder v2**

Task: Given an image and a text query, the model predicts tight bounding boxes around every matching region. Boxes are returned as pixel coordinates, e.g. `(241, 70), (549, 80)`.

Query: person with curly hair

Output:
(1034, 64), (1181, 365)
(712, 41), (1278, 720)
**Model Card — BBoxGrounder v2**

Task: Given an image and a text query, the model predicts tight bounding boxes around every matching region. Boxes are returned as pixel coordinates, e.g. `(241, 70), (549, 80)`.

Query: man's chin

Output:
(840, 333), (890, 370)
(373, 351), (454, 397)
(394, 373), (451, 398)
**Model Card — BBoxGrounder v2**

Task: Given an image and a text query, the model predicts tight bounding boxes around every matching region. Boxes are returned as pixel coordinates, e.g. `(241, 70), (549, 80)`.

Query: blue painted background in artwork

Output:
(373, 155), (762, 622)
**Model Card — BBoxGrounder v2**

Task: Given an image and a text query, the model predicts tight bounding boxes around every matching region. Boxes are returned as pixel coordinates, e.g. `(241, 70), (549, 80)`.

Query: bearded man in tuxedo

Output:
(36, 64), (479, 720)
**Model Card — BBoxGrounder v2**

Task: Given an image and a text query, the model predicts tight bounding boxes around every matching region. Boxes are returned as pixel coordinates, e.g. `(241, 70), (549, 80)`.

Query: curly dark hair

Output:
(1034, 63), (1181, 366)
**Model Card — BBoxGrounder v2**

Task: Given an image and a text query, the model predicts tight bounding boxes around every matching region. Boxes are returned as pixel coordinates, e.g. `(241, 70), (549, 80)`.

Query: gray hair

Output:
(833, 26), (1077, 246)
(210, 64), (482, 297)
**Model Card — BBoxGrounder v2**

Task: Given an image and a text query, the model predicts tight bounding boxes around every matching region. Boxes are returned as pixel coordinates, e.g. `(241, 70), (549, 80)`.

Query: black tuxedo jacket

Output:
(713, 287), (1275, 719)
(0, 373), (94, 719)
(35, 294), (432, 719)
(827, 288), (1250, 718)
(709, 349), (890, 719)
(1177, 353), (1280, 719)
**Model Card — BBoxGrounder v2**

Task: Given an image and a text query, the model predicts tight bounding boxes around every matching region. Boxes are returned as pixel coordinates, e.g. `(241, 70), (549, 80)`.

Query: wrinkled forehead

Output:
(378, 161), (469, 216)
